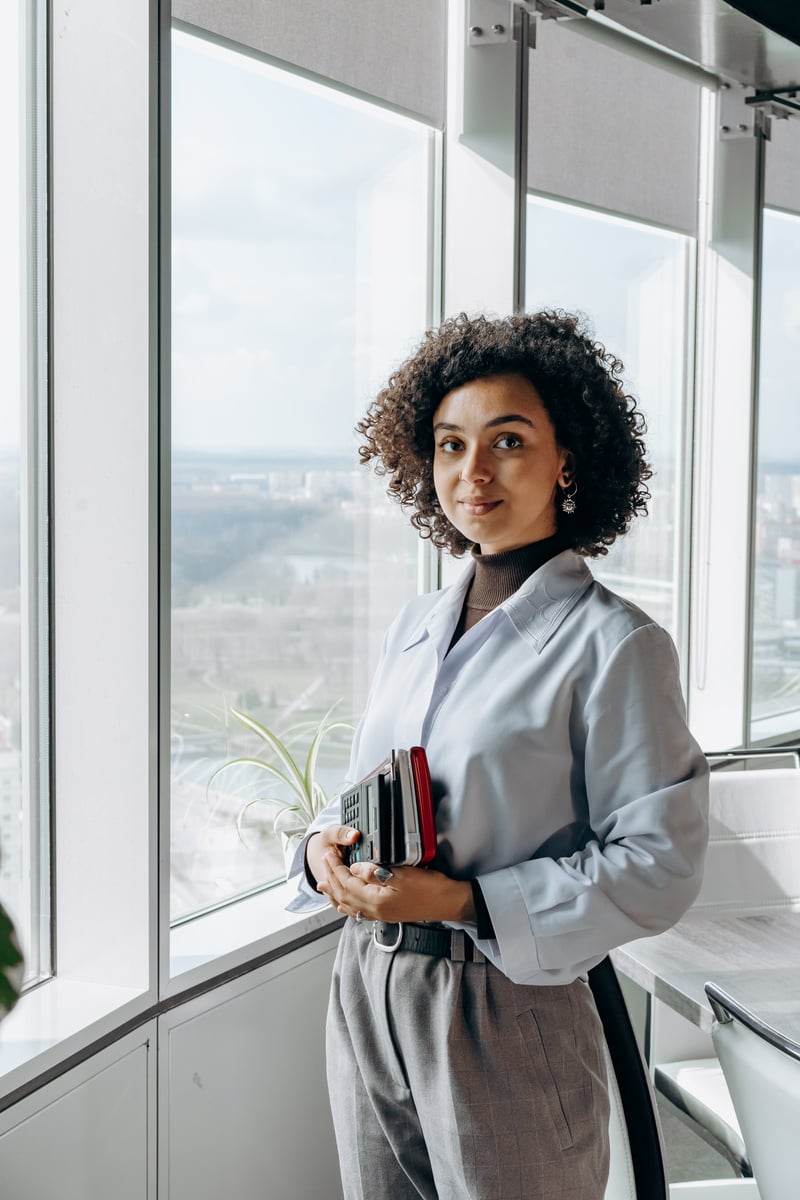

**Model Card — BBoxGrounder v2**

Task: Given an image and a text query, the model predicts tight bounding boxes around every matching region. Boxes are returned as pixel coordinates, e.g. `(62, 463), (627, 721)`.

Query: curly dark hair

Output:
(356, 310), (651, 557)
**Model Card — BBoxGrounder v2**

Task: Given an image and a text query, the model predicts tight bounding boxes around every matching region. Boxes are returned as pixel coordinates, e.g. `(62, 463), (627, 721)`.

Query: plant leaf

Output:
(303, 702), (353, 811)
(230, 710), (309, 799)
(235, 798), (273, 848)
(207, 756), (301, 804)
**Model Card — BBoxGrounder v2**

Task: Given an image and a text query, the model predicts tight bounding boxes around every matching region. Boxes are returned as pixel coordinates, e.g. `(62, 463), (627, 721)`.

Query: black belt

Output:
(371, 920), (485, 962)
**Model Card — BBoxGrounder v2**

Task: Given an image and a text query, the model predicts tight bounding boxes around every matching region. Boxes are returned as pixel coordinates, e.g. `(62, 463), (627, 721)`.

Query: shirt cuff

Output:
(303, 832), (321, 892)
(470, 879), (495, 940)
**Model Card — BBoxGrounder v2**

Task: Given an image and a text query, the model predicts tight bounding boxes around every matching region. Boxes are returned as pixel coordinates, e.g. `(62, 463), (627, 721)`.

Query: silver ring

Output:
(355, 911), (362, 924)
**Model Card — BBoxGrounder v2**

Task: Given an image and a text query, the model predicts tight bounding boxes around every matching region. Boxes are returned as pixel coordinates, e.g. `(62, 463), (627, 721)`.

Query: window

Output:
(526, 196), (694, 639)
(750, 207), (800, 739)
(0, 0), (49, 986)
(170, 30), (435, 920)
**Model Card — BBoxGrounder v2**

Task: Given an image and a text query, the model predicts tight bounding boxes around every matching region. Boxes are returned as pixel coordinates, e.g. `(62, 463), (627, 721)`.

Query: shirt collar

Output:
(401, 560), (476, 653)
(402, 550), (593, 655)
(502, 549), (593, 652)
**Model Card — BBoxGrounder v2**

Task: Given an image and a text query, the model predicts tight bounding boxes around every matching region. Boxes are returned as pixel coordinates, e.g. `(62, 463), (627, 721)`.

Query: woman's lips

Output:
(460, 498), (502, 517)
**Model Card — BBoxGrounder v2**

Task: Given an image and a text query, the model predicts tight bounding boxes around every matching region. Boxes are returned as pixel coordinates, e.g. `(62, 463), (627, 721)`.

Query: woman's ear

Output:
(558, 451), (576, 488)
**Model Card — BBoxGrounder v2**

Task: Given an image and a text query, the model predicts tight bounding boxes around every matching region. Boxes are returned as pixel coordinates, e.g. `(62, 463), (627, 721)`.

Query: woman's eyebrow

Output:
(484, 413), (534, 429)
(433, 413), (535, 434)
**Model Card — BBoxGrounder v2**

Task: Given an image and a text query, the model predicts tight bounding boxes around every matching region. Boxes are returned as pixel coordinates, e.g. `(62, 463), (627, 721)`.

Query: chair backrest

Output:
(693, 768), (800, 915)
(589, 957), (668, 1200)
(707, 981), (800, 1200)
(603, 1042), (637, 1199)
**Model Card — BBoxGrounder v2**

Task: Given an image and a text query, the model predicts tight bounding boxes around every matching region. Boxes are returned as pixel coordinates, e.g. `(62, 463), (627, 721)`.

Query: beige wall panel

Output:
(528, 18), (701, 234)
(172, 0), (446, 125)
(766, 116), (800, 215)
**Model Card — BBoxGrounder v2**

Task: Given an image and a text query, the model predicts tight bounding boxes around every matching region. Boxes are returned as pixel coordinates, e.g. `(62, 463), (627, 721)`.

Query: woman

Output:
(289, 311), (708, 1199)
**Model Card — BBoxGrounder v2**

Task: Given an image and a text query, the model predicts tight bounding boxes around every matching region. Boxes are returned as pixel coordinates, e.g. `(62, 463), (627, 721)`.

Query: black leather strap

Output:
(373, 921), (480, 960)
(588, 956), (669, 1199)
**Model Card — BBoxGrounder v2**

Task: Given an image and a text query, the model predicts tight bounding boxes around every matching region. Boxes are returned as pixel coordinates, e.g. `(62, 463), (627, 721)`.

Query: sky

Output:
(2, 24), (798, 465)
(171, 30), (430, 456)
(173, 28), (799, 464)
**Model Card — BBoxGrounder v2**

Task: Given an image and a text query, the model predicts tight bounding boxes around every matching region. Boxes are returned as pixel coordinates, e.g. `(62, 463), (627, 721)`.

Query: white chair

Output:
(693, 767), (800, 919)
(706, 982), (800, 1200)
(653, 765), (800, 1177)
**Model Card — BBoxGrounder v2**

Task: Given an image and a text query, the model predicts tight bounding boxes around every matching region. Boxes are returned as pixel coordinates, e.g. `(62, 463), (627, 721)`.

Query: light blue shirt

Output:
(288, 549), (709, 985)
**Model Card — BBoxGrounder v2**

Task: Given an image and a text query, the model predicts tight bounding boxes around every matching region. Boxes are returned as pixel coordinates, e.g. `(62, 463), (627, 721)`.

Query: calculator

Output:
(341, 748), (436, 868)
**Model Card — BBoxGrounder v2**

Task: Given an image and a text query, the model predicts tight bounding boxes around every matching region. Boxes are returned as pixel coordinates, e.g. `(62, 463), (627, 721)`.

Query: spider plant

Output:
(208, 702), (353, 852)
(0, 903), (24, 1021)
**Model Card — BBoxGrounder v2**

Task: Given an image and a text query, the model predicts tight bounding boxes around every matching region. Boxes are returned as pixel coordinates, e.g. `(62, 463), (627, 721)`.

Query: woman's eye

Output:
(495, 434), (523, 449)
(438, 439), (463, 453)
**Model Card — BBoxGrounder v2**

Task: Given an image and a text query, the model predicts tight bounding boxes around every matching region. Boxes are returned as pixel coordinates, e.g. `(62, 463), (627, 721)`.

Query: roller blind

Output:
(765, 117), (800, 215)
(528, 18), (701, 235)
(172, 0), (446, 127)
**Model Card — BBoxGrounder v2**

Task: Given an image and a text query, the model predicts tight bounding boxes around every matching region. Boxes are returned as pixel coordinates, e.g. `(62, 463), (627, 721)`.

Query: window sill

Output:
(167, 877), (341, 995)
(750, 711), (800, 743)
(0, 978), (149, 1105)
(0, 880), (339, 1107)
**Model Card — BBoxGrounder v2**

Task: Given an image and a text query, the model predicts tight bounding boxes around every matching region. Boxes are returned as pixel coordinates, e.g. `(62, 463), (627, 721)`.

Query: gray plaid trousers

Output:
(326, 919), (610, 1200)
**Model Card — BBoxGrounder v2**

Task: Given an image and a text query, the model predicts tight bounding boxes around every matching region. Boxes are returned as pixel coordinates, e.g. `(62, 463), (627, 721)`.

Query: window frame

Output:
(159, 19), (445, 993)
(747, 202), (800, 745)
(9, 0), (52, 991)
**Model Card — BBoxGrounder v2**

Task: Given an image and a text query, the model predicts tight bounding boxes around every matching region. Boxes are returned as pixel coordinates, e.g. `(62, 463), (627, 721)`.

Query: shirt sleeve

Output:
(284, 797), (343, 914)
(475, 623), (709, 985)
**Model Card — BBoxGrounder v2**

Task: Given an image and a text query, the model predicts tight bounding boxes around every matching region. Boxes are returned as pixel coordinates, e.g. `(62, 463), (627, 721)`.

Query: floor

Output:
(658, 1096), (737, 1185)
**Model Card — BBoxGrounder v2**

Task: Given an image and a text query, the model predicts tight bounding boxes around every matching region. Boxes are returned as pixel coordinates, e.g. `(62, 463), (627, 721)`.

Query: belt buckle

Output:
(373, 921), (404, 953)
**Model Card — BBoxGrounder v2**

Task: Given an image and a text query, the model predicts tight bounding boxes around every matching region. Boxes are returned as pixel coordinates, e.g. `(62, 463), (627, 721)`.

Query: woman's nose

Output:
(460, 446), (493, 484)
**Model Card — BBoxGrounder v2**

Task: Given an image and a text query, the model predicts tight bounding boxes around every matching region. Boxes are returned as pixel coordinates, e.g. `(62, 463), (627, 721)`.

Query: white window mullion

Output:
(51, 0), (156, 995)
(443, 0), (521, 318)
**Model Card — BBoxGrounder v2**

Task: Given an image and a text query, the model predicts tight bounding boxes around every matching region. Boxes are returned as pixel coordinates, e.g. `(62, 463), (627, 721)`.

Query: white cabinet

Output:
(159, 933), (342, 1200)
(0, 1024), (155, 1200)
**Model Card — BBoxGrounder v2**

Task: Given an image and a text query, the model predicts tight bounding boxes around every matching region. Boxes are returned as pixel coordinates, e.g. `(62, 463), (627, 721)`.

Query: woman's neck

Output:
(447, 532), (568, 652)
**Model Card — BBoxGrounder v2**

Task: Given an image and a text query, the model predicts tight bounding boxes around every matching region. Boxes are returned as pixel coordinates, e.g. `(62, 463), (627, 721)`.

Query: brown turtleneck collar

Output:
(447, 533), (568, 652)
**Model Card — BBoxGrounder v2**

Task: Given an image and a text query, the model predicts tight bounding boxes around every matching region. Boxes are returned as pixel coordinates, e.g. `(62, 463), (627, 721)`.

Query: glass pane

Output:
(0, 1), (48, 984)
(750, 207), (800, 737)
(526, 196), (692, 638)
(171, 30), (431, 921)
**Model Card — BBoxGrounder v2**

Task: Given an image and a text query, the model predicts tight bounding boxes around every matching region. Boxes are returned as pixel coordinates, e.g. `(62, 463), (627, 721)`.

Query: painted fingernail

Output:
(374, 866), (393, 884)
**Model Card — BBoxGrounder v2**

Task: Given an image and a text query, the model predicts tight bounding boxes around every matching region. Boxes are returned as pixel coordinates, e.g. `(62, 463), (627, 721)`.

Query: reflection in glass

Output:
(751, 209), (800, 737)
(171, 31), (432, 920)
(526, 196), (693, 638)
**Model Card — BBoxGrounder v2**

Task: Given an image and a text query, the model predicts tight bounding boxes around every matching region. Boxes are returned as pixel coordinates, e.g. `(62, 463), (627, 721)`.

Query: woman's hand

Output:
(317, 851), (476, 925)
(305, 826), (360, 890)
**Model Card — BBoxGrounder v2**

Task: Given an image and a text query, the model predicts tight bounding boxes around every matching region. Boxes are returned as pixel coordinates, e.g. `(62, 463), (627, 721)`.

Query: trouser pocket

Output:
(517, 1006), (576, 1151)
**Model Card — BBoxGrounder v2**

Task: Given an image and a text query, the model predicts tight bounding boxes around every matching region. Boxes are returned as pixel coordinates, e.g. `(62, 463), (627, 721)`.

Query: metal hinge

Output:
(467, 0), (513, 47)
(467, 0), (588, 48)
(720, 82), (800, 140)
(719, 82), (765, 140)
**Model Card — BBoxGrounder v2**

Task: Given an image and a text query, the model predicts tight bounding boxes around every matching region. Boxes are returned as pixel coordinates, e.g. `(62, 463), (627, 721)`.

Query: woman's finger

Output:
(328, 825), (361, 849)
(348, 861), (394, 885)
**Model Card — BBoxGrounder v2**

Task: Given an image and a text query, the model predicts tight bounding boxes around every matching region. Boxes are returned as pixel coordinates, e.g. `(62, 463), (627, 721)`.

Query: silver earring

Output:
(561, 480), (577, 514)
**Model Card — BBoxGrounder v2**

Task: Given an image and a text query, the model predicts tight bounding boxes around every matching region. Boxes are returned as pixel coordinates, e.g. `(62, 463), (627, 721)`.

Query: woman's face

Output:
(432, 372), (571, 555)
